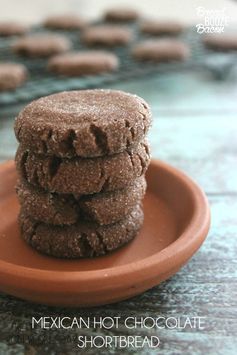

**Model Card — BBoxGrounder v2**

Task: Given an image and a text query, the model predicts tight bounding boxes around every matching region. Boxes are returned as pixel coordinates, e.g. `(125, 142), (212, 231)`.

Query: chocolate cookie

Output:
(132, 39), (190, 62)
(48, 51), (119, 76)
(104, 8), (139, 22)
(16, 176), (146, 225)
(16, 141), (150, 195)
(12, 34), (71, 57)
(44, 14), (87, 30)
(19, 205), (143, 258)
(0, 63), (27, 91)
(14, 89), (151, 158)
(140, 20), (184, 36)
(203, 34), (237, 51)
(0, 21), (28, 36)
(82, 25), (132, 47)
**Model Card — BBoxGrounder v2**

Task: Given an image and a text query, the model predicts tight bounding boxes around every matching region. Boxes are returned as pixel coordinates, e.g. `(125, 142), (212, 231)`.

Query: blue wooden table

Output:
(0, 69), (237, 354)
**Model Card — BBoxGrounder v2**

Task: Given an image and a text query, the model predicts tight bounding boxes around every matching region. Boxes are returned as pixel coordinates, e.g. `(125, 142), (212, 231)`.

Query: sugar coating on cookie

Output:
(15, 89), (152, 157)
(104, 8), (139, 22)
(16, 176), (146, 225)
(48, 51), (119, 76)
(0, 21), (29, 36)
(19, 205), (143, 258)
(82, 25), (132, 46)
(132, 39), (190, 62)
(15, 141), (150, 195)
(0, 63), (27, 91)
(12, 34), (71, 57)
(44, 14), (87, 30)
(203, 34), (237, 51)
(140, 20), (184, 35)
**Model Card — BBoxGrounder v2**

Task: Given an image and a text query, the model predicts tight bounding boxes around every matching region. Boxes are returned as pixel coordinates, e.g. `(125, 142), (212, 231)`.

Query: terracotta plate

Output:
(0, 159), (210, 307)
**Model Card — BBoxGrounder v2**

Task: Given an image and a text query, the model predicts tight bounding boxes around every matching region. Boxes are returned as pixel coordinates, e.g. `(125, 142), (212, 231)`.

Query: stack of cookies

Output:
(14, 89), (152, 258)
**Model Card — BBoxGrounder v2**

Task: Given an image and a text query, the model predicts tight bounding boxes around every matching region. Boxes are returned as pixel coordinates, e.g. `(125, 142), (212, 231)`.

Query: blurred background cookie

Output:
(0, 63), (27, 91)
(203, 34), (237, 51)
(48, 51), (119, 76)
(104, 7), (139, 22)
(43, 14), (87, 30)
(0, 21), (29, 36)
(82, 25), (133, 47)
(12, 34), (71, 57)
(140, 20), (184, 36)
(132, 39), (190, 62)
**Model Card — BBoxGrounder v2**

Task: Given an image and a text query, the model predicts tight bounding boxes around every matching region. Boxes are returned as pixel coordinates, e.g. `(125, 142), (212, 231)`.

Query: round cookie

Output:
(132, 39), (190, 62)
(16, 176), (146, 226)
(14, 89), (151, 158)
(104, 8), (139, 22)
(44, 14), (87, 30)
(48, 51), (119, 76)
(82, 25), (132, 47)
(0, 21), (28, 36)
(19, 205), (143, 258)
(15, 141), (150, 195)
(0, 63), (27, 91)
(140, 20), (184, 36)
(203, 34), (237, 51)
(12, 34), (71, 57)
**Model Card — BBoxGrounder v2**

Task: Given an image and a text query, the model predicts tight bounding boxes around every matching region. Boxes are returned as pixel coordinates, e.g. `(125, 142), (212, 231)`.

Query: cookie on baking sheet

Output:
(132, 39), (190, 62)
(14, 89), (151, 158)
(140, 20), (184, 36)
(12, 34), (71, 57)
(203, 34), (237, 51)
(104, 8), (139, 22)
(0, 63), (27, 91)
(48, 51), (119, 76)
(43, 14), (87, 30)
(82, 25), (132, 46)
(19, 205), (143, 258)
(0, 21), (29, 36)
(16, 176), (146, 225)
(15, 141), (150, 195)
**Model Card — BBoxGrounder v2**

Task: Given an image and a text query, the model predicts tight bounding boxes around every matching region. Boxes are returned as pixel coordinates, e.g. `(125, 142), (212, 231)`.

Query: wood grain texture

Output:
(0, 71), (237, 354)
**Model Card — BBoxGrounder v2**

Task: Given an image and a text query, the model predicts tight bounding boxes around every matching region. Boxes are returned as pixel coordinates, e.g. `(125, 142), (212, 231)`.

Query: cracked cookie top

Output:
(14, 89), (152, 158)
(16, 175), (146, 226)
(15, 141), (150, 195)
(19, 204), (143, 258)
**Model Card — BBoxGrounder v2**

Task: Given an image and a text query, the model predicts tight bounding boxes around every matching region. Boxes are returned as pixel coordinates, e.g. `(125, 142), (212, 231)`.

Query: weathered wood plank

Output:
(150, 115), (237, 194)
(110, 71), (237, 114)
